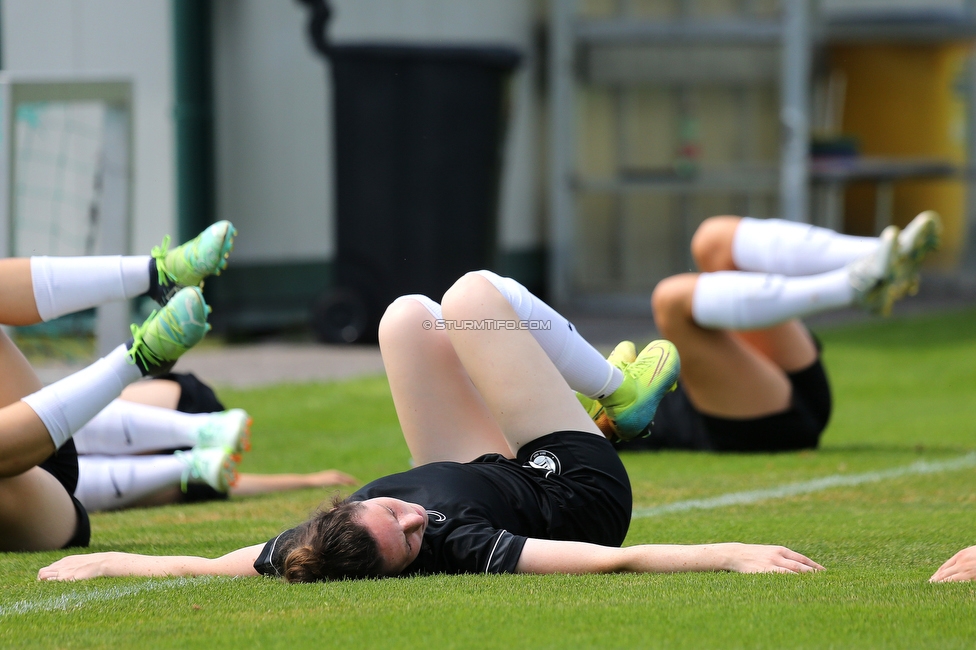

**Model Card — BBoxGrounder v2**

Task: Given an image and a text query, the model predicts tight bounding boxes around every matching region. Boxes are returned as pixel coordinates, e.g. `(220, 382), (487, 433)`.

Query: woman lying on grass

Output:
(40, 271), (821, 582)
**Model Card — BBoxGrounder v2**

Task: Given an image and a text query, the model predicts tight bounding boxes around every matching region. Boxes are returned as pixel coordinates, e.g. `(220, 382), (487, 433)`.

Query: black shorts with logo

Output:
(38, 439), (91, 548)
(616, 356), (832, 453)
(471, 430), (633, 548)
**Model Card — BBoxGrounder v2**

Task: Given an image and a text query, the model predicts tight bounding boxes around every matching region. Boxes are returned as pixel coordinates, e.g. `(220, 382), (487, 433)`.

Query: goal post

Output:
(0, 74), (134, 357)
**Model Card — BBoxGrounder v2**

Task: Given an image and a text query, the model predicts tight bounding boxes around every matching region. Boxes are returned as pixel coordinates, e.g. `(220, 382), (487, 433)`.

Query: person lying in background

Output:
(72, 373), (357, 512)
(586, 211), (941, 453)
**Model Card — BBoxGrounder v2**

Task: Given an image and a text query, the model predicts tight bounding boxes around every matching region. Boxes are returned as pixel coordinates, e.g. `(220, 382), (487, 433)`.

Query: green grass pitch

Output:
(2, 308), (976, 648)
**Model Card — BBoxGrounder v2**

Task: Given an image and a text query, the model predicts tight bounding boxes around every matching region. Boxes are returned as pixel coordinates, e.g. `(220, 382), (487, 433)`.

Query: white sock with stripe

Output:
(74, 455), (185, 512)
(73, 400), (212, 455)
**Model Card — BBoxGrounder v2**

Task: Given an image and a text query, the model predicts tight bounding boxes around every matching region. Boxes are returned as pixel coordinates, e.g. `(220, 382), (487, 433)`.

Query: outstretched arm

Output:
(37, 544), (264, 581)
(516, 539), (823, 575)
(930, 545), (976, 582)
(229, 470), (359, 496)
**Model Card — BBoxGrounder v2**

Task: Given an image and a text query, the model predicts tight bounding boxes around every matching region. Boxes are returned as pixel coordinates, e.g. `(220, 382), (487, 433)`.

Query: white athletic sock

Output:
(732, 217), (878, 276)
(22, 344), (143, 449)
(31, 255), (152, 321)
(692, 269), (854, 330)
(74, 455), (185, 512)
(471, 270), (623, 399)
(73, 401), (212, 455)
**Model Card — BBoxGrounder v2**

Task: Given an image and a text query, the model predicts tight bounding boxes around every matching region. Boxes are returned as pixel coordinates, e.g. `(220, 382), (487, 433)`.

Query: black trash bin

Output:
(299, 1), (521, 343)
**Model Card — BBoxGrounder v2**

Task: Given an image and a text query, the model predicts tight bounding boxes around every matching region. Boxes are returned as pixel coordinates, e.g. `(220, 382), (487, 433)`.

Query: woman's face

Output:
(357, 497), (428, 574)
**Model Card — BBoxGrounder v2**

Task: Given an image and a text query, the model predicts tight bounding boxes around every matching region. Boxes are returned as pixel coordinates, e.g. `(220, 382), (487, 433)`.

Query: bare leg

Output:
(0, 468), (77, 551)
(378, 296), (512, 464)
(440, 274), (601, 453)
(0, 328), (56, 474)
(651, 216), (818, 418)
(0, 259), (42, 325)
(118, 379), (182, 410)
(0, 328), (78, 550)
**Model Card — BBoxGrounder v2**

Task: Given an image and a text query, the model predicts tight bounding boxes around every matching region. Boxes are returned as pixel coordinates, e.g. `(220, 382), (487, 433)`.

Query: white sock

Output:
(75, 454), (185, 512)
(22, 344), (143, 449)
(471, 270), (623, 399)
(692, 269), (854, 330)
(732, 217), (878, 276)
(31, 255), (151, 321)
(74, 401), (213, 455)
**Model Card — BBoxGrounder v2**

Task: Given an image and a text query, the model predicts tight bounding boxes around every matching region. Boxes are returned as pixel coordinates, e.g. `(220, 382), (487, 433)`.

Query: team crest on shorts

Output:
(525, 450), (561, 477)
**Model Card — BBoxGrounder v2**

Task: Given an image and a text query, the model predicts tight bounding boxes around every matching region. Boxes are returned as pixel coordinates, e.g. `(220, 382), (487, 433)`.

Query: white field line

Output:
(633, 452), (976, 519)
(0, 576), (214, 617)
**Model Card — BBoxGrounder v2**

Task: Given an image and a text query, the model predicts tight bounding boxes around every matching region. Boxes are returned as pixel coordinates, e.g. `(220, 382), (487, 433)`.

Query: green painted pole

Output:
(172, 0), (214, 243)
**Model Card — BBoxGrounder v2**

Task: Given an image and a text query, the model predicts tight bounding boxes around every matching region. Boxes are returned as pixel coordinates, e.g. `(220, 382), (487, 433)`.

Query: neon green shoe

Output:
(891, 210), (942, 300)
(849, 225), (899, 316)
(599, 340), (680, 441)
(175, 446), (238, 493)
(148, 220), (237, 305)
(195, 409), (252, 458)
(127, 286), (211, 376)
(577, 341), (638, 439)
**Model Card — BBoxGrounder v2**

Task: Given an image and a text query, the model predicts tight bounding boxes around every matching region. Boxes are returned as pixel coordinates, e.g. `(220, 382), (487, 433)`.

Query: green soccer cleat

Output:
(849, 225), (899, 317)
(891, 210), (942, 301)
(195, 408), (252, 458)
(127, 286), (211, 376)
(577, 341), (639, 439)
(175, 446), (238, 493)
(148, 220), (237, 305)
(599, 339), (680, 442)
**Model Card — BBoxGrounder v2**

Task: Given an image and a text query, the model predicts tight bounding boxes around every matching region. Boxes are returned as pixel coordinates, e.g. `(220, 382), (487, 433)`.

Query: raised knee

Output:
(691, 216), (740, 271)
(440, 272), (499, 321)
(378, 296), (435, 347)
(651, 274), (697, 335)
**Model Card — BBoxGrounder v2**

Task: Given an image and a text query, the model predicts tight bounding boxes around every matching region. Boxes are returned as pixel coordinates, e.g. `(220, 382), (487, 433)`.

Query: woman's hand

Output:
(39, 552), (141, 581)
(716, 542), (824, 574)
(930, 545), (976, 583)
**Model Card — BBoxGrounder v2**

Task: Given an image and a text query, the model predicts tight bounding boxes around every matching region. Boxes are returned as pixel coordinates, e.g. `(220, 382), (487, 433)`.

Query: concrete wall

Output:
(2, 0), (175, 257)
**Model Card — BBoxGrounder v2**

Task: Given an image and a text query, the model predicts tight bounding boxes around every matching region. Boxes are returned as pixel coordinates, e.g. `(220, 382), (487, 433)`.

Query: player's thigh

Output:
(119, 379), (182, 410)
(440, 274), (601, 454)
(653, 274), (792, 418)
(378, 296), (511, 464)
(0, 259), (43, 326)
(0, 467), (78, 552)
(0, 327), (42, 408)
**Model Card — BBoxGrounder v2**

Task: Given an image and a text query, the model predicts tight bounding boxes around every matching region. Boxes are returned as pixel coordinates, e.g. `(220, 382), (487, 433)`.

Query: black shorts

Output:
(158, 372), (226, 414)
(616, 356), (832, 453)
(38, 439), (91, 548)
(479, 431), (633, 547)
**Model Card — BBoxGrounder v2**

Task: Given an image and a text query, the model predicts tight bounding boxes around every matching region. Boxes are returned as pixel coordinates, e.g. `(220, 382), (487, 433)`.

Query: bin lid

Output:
(327, 43), (521, 70)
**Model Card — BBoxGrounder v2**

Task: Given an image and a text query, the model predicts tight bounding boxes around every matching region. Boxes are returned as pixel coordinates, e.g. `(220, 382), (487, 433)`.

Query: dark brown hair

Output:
(281, 495), (384, 583)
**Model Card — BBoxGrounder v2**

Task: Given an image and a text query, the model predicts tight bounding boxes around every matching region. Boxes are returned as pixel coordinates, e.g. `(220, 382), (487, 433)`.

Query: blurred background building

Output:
(2, 0), (974, 346)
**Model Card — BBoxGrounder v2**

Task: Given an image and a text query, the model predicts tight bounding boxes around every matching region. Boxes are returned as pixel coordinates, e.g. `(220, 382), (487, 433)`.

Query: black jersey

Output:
(254, 431), (632, 578)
